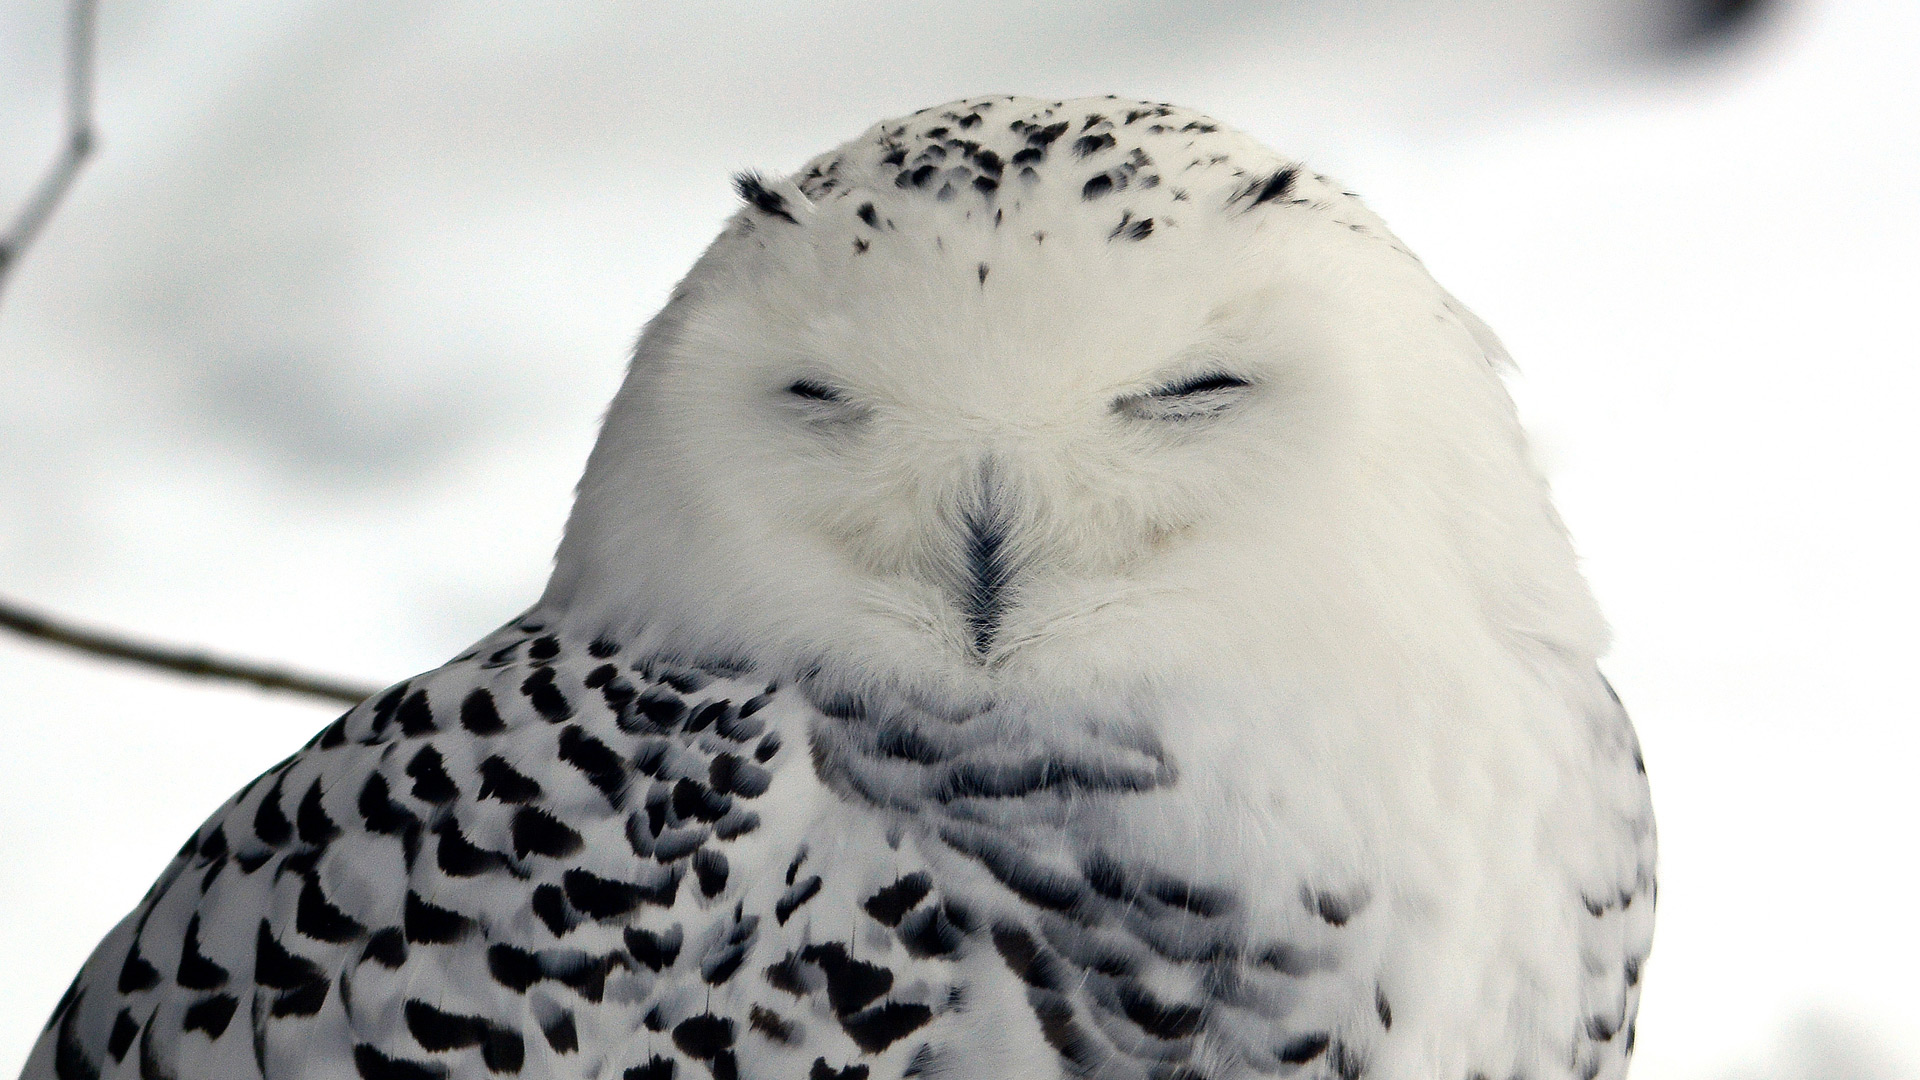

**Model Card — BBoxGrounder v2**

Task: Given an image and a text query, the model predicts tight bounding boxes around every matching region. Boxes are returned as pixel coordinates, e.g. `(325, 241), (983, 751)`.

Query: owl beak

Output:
(955, 461), (1016, 661)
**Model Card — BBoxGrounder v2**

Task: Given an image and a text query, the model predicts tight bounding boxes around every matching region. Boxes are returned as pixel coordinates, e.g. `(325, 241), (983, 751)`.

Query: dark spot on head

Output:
(1028, 121), (1069, 147)
(1241, 167), (1299, 210)
(1073, 132), (1116, 157)
(733, 172), (800, 224)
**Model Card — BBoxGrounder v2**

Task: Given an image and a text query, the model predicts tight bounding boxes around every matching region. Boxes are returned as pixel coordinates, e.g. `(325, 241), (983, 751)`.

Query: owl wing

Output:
(22, 614), (910, 1080)
(1568, 674), (1658, 1076)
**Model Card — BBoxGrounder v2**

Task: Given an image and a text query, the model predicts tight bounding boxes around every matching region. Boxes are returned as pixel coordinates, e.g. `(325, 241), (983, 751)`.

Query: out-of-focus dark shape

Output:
(1665, 0), (1780, 52)
(0, 0), (92, 304)
(0, 595), (382, 705)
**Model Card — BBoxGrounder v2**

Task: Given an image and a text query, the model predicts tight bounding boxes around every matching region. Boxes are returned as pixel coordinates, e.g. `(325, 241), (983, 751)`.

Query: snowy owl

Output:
(23, 96), (1654, 1080)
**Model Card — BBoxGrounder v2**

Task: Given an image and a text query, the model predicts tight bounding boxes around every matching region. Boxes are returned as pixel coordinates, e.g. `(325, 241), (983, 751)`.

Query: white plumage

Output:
(23, 96), (1654, 1080)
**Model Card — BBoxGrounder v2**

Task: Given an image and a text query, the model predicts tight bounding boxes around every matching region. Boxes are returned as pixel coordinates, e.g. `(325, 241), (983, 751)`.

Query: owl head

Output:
(545, 96), (1602, 709)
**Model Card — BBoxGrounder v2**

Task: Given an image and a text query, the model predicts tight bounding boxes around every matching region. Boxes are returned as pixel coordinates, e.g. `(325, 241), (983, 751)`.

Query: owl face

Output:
(669, 210), (1339, 666)
(550, 97), (1596, 702)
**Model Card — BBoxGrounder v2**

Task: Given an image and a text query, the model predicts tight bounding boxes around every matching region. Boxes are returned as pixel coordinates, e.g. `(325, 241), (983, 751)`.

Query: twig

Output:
(0, 0), (97, 301)
(0, 595), (382, 706)
(0, 4), (383, 708)
(0, 4), (383, 707)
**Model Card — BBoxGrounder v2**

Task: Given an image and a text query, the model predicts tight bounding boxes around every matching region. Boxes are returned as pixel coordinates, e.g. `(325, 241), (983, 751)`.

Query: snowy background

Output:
(2, 1), (1916, 1077)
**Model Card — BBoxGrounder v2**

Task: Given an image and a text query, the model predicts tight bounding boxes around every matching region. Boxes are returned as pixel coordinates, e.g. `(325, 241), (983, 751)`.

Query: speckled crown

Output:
(734, 95), (1353, 251)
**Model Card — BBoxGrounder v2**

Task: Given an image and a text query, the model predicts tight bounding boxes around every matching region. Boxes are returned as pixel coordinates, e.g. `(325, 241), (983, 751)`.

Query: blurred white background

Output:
(2, 1), (1915, 1076)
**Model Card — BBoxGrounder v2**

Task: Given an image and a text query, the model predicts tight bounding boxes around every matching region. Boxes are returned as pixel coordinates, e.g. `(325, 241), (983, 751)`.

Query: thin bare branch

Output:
(0, 0), (98, 301)
(0, 595), (382, 706)
(0, 4), (385, 709)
